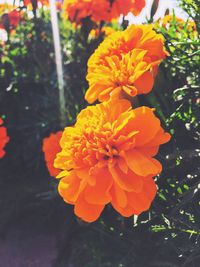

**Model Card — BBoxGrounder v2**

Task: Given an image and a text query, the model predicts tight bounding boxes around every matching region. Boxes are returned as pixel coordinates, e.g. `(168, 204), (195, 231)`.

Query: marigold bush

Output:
(42, 131), (62, 177)
(54, 100), (170, 222)
(0, 118), (9, 158)
(85, 24), (168, 104)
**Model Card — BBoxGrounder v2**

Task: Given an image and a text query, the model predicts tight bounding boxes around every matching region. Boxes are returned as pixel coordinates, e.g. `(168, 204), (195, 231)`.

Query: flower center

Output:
(99, 144), (119, 161)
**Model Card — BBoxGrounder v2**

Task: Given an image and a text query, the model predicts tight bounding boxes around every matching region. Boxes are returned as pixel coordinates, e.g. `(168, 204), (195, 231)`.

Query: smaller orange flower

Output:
(0, 118), (9, 159)
(85, 24), (168, 104)
(42, 131), (62, 177)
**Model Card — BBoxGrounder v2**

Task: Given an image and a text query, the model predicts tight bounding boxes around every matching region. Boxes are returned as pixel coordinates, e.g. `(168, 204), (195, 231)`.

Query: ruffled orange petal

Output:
(144, 128), (171, 147)
(106, 99), (131, 122)
(111, 183), (127, 208)
(74, 194), (105, 222)
(134, 71), (154, 94)
(139, 146), (159, 157)
(111, 177), (157, 217)
(129, 107), (160, 146)
(84, 168), (113, 205)
(109, 164), (143, 192)
(58, 171), (82, 204)
(127, 177), (157, 214)
(124, 149), (162, 176)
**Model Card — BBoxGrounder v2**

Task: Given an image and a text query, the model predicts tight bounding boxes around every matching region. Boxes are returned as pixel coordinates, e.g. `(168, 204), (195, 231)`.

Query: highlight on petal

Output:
(53, 100), (170, 222)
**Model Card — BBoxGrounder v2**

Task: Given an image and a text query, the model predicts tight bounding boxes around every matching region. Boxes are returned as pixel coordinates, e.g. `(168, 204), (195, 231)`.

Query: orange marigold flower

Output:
(54, 100), (170, 222)
(63, 0), (145, 24)
(63, 0), (110, 24)
(0, 118), (9, 159)
(85, 24), (168, 104)
(42, 131), (63, 177)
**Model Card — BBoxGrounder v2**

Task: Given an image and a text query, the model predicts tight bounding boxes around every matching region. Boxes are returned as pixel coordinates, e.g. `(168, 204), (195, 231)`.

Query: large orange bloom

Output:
(54, 100), (170, 222)
(85, 24), (168, 104)
(0, 118), (9, 159)
(42, 131), (62, 177)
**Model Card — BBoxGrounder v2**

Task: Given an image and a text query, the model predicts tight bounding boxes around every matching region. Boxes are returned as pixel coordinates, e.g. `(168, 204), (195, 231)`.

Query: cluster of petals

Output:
(0, 118), (9, 159)
(42, 131), (63, 177)
(54, 100), (170, 222)
(85, 24), (168, 104)
(63, 0), (145, 24)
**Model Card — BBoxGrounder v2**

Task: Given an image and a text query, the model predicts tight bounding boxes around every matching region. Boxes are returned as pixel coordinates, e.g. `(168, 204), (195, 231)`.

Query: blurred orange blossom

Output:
(54, 100), (170, 222)
(63, 0), (110, 24)
(63, 0), (146, 24)
(0, 9), (21, 31)
(0, 118), (9, 159)
(42, 131), (62, 177)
